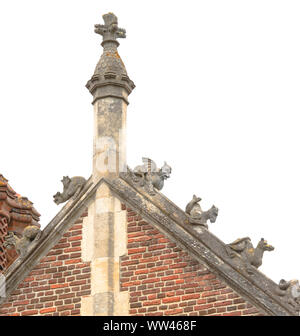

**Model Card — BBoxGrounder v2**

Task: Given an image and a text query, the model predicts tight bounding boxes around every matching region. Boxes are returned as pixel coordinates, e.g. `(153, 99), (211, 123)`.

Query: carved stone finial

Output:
(53, 176), (86, 205)
(225, 237), (274, 274)
(94, 13), (126, 47)
(86, 13), (135, 98)
(185, 195), (218, 229)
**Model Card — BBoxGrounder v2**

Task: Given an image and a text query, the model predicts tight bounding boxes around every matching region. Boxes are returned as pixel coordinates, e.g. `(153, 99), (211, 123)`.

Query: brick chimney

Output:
(86, 12), (135, 181)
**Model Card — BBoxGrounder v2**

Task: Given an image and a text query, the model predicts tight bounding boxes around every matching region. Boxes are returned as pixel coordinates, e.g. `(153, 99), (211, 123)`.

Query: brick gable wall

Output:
(120, 205), (265, 316)
(0, 202), (269, 316)
(0, 209), (91, 316)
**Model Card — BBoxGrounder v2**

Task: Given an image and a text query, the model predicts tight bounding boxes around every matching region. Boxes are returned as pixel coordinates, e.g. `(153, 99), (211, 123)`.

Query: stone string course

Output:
(0, 209), (91, 316)
(120, 204), (265, 316)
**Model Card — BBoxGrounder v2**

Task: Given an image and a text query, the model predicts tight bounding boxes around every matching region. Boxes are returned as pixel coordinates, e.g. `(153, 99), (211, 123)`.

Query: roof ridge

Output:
(114, 174), (296, 316)
(0, 174), (296, 315)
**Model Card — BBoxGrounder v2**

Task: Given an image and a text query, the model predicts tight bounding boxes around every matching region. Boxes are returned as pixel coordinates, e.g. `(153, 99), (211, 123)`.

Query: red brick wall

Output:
(120, 205), (265, 316)
(0, 209), (91, 316)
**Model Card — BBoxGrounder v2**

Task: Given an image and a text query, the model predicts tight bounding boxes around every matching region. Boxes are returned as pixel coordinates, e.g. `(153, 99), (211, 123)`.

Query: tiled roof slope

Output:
(0, 175), (40, 271)
(0, 174), (296, 315)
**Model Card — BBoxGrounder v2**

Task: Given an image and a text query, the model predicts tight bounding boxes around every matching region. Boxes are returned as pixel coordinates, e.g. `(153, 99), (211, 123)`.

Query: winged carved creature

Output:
(132, 158), (172, 194)
(225, 237), (274, 274)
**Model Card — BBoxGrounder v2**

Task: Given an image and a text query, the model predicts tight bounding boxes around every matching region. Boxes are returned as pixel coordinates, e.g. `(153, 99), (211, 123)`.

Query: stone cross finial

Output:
(94, 13), (126, 47)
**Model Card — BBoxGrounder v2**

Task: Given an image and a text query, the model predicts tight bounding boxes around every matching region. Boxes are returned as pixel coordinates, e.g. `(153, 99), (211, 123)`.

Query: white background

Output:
(0, 1), (299, 283)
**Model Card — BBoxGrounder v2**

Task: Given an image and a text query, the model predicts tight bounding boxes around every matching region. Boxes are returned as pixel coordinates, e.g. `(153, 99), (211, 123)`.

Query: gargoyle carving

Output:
(128, 158), (171, 195)
(225, 237), (274, 274)
(53, 176), (86, 205)
(276, 279), (300, 312)
(4, 226), (41, 258)
(185, 195), (218, 229)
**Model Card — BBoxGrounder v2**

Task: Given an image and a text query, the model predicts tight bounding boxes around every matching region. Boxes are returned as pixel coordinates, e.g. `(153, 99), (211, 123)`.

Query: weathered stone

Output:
(86, 13), (134, 182)
(4, 226), (41, 258)
(276, 279), (300, 313)
(185, 194), (218, 229)
(124, 158), (172, 195)
(1, 12), (297, 317)
(53, 176), (86, 205)
(94, 13), (126, 47)
(0, 176), (297, 315)
(79, 182), (129, 316)
(225, 238), (274, 274)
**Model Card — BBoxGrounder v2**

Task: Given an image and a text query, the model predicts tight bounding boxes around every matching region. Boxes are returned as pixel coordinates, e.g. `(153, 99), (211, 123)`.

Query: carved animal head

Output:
(185, 195), (202, 215)
(192, 195), (202, 203)
(208, 205), (219, 223)
(278, 279), (300, 311)
(258, 238), (274, 252)
(289, 280), (300, 299)
(61, 176), (71, 188)
(279, 279), (291, 290)
(53, 192), (64, 205)
(23, 226), (41, 241)
(190, 203), (203, 217)
(159, 162), (172, 180)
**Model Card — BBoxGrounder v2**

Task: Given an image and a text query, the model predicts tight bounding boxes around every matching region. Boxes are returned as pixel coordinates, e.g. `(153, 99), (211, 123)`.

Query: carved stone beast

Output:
(275, 279), (300, 312)
(53, 176), (86, 205)
(185, 195), (218, 229)
(225, 237), (274, 274)
(4, 226), (41, 258)
(131, 158), (171, 195)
